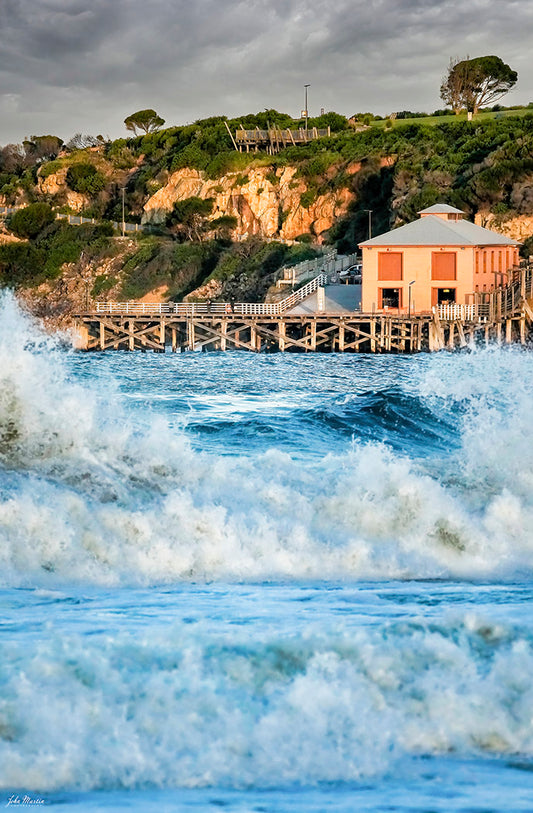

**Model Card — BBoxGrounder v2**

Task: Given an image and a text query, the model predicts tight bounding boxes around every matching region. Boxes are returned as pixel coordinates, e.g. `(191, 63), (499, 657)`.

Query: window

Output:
(431, 288), (456, 306)
(378, 252), (403, 280)
(379, 288), (402, 309)
(431, 252), (456, 280)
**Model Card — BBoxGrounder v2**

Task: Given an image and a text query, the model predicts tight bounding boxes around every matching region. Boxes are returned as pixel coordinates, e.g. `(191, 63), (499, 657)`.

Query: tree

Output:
(7, 203), (55, 239)
(66, 163), (106, 195)
(167, 197), (214, 241)
(440, 57), (471, 114)
(124, 109), (165, 136)
(0, 143), (30, 173)
(440, 55), (518, 116)
(24, 135), (63, 162)
(65, 133), (100, 150)
(210, 214), (238, 239)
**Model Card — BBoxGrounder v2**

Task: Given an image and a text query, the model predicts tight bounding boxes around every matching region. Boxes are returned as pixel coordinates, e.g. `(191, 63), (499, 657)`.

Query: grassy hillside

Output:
(1, 106), (533, 312)
(371, 105), (533, 129)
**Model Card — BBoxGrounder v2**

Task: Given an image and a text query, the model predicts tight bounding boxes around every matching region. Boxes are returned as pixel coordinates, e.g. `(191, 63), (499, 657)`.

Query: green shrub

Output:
(205, 151), (250, 178)
(39, 160), (63, 179)
(299, 189), (317, 208)
(65, 162), (106, 195)
(92, 274), (118, 297)
(169, 145), (210, 173)
(119, 239), (222, 300)
(7, 203), (56, 239)
(0, 243), (46, 286)
(35, 221), (114, 278)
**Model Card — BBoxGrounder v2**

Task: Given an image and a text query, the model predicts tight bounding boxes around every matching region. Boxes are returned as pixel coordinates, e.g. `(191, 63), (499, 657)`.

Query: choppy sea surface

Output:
(1, 292), (533, 811)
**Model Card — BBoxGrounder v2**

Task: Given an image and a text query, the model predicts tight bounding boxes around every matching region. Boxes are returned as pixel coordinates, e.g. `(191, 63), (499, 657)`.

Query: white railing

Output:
(94, 274), (329, 317)
(275, 273), (328, 312)
(278, 251), (359, 287)
(437, 304), (484, 321)
(0, 205), (146, 232)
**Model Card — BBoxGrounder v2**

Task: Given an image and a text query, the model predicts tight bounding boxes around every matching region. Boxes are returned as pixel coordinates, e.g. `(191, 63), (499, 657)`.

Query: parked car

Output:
(339, 263), (362, 283)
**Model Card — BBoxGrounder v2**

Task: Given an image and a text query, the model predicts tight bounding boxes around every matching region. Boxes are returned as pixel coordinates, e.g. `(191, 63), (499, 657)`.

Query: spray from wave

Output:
(1, 291), (533, 585)
(1, 611), (532, 791)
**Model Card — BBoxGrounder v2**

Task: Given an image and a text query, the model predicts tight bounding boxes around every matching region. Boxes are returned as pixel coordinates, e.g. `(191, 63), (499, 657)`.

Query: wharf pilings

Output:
(73, 310), (530, 354)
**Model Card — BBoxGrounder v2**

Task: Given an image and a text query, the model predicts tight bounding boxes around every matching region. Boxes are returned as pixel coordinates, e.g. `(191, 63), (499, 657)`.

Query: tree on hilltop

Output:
(124, 109), (165, 136)
(24, 135), (63, 162)
(440, 55), (517, 116)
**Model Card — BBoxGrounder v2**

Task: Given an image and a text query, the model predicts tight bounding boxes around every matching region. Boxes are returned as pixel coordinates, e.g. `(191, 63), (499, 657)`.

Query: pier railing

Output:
(437, 303), (489, 321)
(473, 264), (533, 321)
(94, 274), (329, 317)
(236, 127), (331, 150)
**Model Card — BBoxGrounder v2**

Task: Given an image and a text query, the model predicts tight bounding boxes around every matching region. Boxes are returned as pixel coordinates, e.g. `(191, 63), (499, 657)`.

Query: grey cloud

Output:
(0, 0), (530, 143)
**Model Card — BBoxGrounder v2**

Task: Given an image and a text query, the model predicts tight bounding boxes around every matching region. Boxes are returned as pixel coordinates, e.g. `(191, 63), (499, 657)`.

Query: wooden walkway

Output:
(74, 265), (533, 354)
(75, 312), (434, 353)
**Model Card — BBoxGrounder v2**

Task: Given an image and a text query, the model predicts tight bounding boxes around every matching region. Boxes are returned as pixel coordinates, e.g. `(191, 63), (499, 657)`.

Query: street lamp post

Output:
(304, 84), (310, 131)
(364, 209), (372, 240)
(121, 187), (126, 237)
(408, 280), (415, 317)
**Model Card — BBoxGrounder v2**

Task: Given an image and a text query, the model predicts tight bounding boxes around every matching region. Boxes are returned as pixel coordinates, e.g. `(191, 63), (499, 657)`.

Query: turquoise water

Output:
(0, 293), (533, 810)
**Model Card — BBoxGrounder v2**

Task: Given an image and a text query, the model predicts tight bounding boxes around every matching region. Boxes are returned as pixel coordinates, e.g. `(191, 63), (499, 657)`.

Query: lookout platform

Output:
(234, 126), (330, 153)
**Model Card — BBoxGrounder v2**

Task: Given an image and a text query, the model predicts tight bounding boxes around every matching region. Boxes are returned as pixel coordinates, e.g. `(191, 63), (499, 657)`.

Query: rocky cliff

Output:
(142, 165), (355, 242)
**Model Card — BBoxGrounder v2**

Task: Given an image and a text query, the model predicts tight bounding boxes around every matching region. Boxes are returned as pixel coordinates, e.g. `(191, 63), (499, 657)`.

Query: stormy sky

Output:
(0, 0), (531, 145)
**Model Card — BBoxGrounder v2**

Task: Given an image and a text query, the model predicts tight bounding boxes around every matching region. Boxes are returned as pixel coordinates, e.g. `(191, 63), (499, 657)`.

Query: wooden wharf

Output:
(74, 265), (533, 354)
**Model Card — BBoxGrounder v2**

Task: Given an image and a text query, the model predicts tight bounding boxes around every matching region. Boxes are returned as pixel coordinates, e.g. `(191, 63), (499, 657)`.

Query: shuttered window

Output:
(378, 252), (403, 280)
(431, 252), (456, 280)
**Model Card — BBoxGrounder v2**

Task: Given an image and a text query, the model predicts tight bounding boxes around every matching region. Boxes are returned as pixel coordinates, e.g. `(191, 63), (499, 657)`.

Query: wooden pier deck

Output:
(75, 312), (434, 354)
(74, 265), (533, 354)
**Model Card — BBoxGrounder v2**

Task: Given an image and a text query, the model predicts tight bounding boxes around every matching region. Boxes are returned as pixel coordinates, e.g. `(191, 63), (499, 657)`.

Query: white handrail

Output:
(94, 274), (329, 316)
(437, 304), (483, 321)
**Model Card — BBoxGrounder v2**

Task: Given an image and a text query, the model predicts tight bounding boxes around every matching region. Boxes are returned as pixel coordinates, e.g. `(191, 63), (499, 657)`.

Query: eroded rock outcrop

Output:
(142, 165), (355, 242)
(37, 167), (89, 212)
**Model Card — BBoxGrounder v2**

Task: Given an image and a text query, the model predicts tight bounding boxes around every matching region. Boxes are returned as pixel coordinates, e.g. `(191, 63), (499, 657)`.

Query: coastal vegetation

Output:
(0, 98), (532, 314)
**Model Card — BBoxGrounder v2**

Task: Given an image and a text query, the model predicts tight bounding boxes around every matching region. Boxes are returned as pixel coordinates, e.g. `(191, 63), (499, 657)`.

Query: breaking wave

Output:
(1, 291), (533, 586)
(1, 610), (532, 791)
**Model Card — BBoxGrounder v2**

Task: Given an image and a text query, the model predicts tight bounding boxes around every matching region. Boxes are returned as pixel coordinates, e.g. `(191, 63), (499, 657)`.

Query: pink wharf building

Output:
(359, 204), (520, 313)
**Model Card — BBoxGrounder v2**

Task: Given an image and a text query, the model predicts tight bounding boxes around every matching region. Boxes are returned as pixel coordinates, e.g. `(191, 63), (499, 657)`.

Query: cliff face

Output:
(37, 168), (89, 212)
(475, 212), (533, 243)
(142, 166), (354, 242)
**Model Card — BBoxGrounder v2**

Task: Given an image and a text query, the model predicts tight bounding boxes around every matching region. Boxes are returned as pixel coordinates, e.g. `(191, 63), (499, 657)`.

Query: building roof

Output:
(359, 214), (520, 248)
(418, 204), (465, 215)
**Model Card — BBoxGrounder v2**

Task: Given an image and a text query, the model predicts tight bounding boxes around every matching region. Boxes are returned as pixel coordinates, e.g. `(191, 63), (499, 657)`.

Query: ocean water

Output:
(1, 292), (533, 811)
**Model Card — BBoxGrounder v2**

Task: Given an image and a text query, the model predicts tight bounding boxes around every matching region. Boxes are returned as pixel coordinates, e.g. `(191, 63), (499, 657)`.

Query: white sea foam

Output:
(1, 291), (533, 585)
(0, 613), (532, 791)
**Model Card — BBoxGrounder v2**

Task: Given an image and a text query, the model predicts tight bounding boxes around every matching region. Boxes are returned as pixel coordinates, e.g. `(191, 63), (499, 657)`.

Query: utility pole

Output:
(121, 187), (126, 237)
(304, 84), (310, 131)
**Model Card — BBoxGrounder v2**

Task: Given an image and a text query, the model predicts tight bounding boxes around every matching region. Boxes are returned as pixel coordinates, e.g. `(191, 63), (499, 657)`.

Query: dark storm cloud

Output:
(0, 0), (531, 143)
